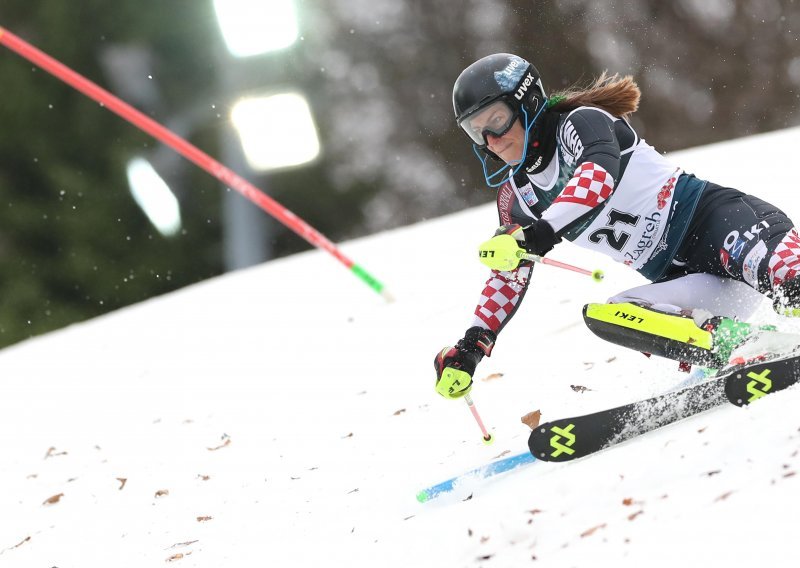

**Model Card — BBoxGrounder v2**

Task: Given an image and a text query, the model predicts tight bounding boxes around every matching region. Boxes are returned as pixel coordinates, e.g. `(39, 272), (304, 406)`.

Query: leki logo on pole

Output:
(549, 424), (576, 457)
(746, 368), (773, 402)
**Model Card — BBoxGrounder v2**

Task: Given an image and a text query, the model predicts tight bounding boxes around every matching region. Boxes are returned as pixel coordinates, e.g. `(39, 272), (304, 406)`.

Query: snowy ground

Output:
(2, 128), (800, 567)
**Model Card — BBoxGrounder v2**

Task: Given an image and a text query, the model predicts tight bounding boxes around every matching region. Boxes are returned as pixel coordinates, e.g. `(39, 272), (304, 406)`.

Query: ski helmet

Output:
(452, 53), (546, 152)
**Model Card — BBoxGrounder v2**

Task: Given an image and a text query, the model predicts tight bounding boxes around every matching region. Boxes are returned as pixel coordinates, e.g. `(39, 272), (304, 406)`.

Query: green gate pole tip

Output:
(416, 490), (430, 503)
(351, 263), (394, 302)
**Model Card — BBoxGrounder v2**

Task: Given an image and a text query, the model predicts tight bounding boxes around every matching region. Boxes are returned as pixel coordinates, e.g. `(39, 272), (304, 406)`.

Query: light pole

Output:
(214, 0), (319, 271)
(217, 55), (268, 270)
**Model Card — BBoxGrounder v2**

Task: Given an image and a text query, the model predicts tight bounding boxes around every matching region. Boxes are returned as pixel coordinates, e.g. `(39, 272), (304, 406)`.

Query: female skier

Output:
(434, 53), (800, 400)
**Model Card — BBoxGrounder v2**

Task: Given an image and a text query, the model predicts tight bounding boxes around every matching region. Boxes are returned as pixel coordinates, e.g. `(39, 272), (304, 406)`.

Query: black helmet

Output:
(452, 53), (546, 149)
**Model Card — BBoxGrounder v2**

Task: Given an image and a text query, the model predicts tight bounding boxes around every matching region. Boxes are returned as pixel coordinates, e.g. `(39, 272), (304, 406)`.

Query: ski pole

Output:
(0, 26), (393, 302)
(464, 394), (494, 445)
(479, 234), (604, 281)
(517, 250), (604, 282)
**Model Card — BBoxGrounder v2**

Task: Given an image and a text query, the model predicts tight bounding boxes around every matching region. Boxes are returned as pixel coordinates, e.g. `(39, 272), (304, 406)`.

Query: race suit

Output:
(471, 106), (799, 333)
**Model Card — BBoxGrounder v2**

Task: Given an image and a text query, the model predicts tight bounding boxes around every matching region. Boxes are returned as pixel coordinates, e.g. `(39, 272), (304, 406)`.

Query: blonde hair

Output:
(547, 72), (641, 118)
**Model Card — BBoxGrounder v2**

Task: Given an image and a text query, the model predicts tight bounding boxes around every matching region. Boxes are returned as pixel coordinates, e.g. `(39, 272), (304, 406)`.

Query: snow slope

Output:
(2, 128), (800, 568)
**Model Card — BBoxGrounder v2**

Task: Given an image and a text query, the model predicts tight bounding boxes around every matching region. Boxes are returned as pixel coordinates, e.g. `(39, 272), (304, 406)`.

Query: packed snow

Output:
(2, 128), (800, 567)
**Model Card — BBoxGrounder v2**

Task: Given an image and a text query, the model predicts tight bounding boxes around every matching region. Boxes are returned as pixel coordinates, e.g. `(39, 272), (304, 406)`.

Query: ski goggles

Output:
(458, 100), (519, 146)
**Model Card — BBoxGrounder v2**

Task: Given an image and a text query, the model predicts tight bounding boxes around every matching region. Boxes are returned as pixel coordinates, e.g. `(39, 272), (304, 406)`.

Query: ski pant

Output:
(608, 183), (800, 320)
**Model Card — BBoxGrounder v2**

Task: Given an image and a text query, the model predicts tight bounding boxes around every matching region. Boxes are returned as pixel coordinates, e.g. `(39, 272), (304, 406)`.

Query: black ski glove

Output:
(522, 220), (559, 256)
(434, 327), (497, 399)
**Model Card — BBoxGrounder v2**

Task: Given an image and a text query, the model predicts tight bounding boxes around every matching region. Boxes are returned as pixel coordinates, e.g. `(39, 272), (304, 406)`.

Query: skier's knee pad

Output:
(582, 302), (723, 366)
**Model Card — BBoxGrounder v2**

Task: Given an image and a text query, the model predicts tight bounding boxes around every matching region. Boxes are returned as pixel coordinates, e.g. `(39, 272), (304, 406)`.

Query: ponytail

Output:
(547, 72), (641, 118)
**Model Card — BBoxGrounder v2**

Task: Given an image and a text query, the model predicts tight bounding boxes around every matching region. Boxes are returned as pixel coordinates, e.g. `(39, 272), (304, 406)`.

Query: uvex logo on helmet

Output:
(514, 73), (536, 100)
(502, 59), (521, 74)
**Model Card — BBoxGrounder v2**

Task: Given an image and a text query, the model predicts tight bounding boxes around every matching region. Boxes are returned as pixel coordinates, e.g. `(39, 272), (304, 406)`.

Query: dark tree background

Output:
(0, 0), (798, 347)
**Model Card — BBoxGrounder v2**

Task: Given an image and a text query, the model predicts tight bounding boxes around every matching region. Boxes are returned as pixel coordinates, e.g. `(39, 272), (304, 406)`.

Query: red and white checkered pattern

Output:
(554, 162), (614, 208)
(769, 228), (800, 288)
(472, 266), (532, 332)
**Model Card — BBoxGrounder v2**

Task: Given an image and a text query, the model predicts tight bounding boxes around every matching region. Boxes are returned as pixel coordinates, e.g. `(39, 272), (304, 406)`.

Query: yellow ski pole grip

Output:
(478, 234), (523, 271)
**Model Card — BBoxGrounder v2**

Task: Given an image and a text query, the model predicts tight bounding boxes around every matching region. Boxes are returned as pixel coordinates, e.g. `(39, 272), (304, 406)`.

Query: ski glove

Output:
(434, 326), (497, 399)
(478, 222), (559, 271)
(521, 220), (558, 257)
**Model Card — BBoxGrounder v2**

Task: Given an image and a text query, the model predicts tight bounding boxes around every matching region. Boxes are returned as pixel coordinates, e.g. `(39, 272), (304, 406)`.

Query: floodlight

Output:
(126, 157), (182, 236)
(230, 92), (320, 171)
(213, 0), (299, 57)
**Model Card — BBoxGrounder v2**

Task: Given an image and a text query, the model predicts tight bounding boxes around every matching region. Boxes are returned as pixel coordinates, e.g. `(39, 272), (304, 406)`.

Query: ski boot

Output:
(773, 276), (800, 317)
(698, 315), (777, 367)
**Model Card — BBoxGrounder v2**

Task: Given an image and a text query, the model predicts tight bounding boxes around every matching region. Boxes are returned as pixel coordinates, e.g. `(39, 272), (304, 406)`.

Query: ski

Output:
(529, 353), (800, 462)
(724, 352), (800, 406)
(416, 451), (536, 503)
(418, 355), (800, 501)
(527, 376), (727, 462)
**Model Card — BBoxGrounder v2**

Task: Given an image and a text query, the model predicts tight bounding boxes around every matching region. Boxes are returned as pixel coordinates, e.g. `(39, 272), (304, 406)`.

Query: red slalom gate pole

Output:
(0, 26), (393, 301)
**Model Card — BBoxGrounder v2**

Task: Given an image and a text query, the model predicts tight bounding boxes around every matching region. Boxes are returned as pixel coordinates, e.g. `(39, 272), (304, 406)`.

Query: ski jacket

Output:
(471, 106), (705, 333)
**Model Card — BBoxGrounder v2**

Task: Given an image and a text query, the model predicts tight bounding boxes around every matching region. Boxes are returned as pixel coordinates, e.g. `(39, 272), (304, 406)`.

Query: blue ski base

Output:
(416, 451), (536, 503)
